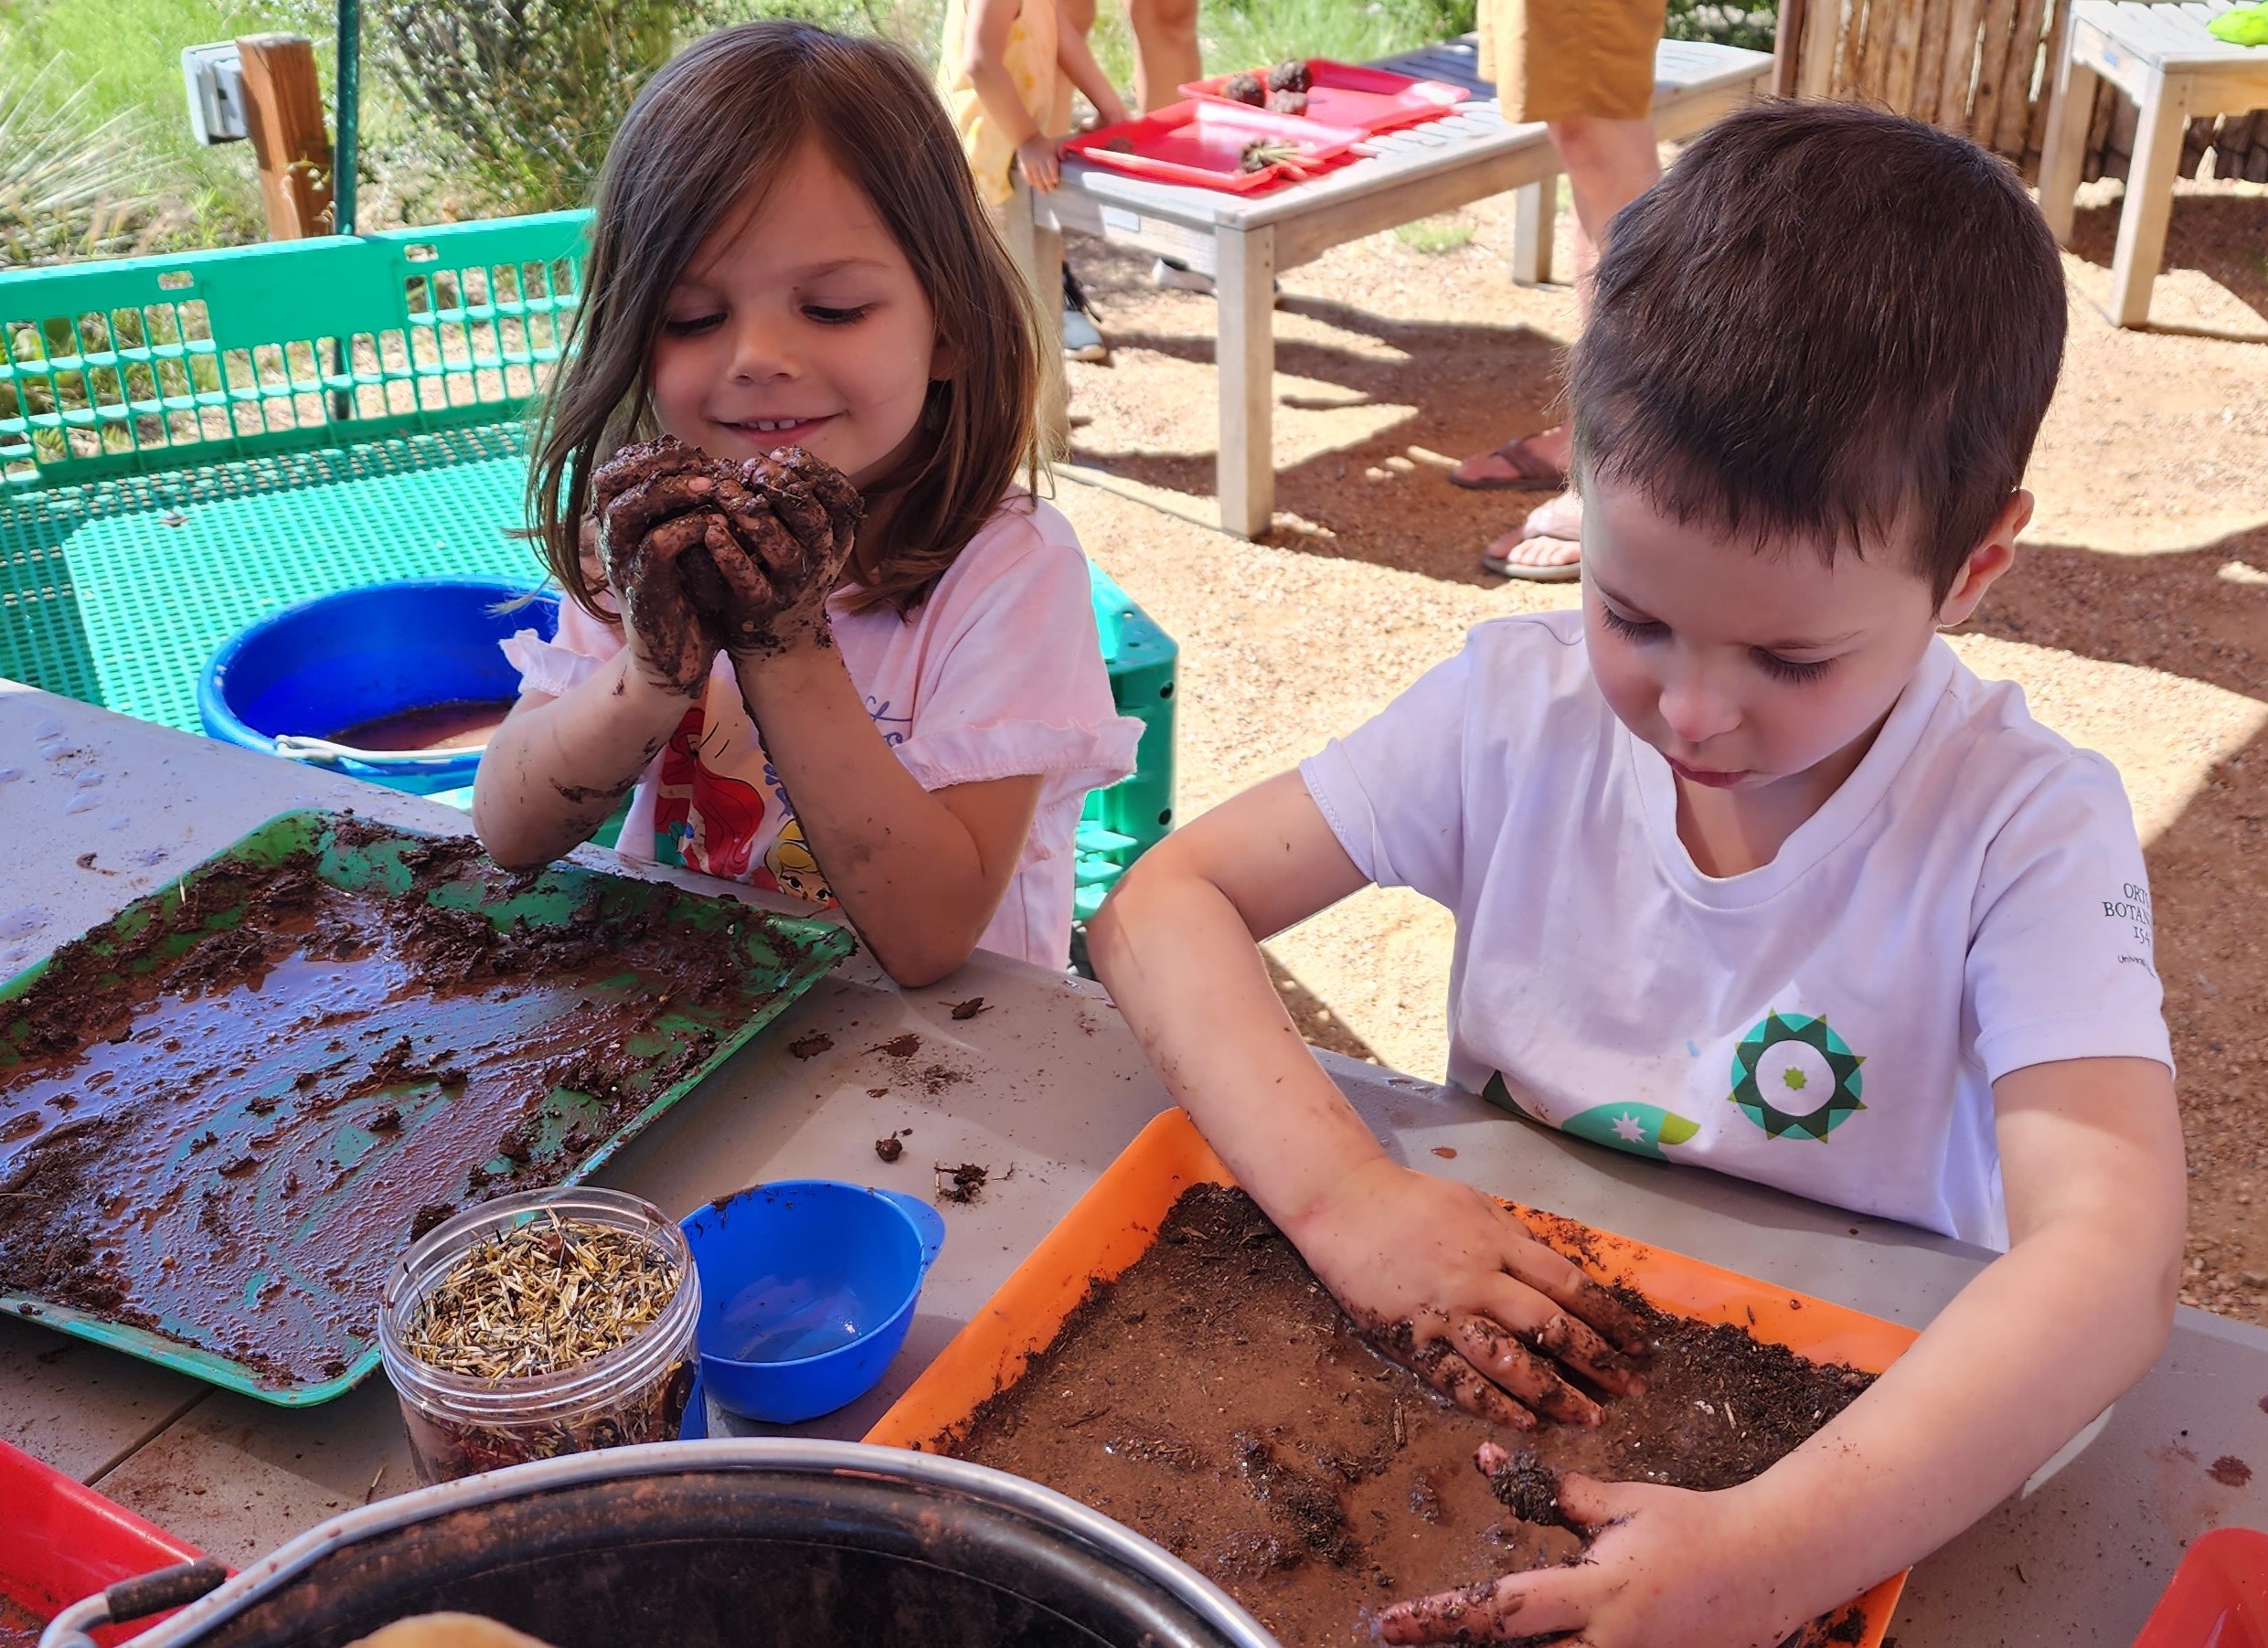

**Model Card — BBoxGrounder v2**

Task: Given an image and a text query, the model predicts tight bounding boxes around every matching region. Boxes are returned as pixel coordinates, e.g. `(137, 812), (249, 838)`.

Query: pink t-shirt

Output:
(501, 493), (1142, 970)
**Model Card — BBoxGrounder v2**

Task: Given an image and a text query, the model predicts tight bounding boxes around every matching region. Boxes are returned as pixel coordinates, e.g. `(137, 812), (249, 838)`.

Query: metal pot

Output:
(116, 1441), (1281, 1648)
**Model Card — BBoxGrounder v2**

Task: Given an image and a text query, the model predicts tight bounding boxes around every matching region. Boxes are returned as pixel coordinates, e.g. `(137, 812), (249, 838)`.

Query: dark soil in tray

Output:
(949, 1185), (1877, 1648)
(0, 830), (772, 1387)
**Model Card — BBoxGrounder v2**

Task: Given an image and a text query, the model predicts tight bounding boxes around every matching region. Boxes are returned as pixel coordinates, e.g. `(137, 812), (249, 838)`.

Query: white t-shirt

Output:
(1300, 610), (2172, 1249)
(503, 492), (1143, 970)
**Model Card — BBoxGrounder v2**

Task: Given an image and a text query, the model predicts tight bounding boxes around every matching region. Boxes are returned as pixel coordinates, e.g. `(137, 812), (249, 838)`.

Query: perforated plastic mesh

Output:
(0, 425), (541, 732)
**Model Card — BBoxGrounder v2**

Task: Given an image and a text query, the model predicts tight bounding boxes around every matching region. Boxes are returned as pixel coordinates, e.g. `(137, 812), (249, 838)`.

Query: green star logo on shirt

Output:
(1729, 1010), (1865, 1141)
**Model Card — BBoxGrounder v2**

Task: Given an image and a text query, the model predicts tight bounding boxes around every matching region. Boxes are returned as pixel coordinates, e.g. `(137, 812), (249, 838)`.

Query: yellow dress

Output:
(936, 0), (1067, 206)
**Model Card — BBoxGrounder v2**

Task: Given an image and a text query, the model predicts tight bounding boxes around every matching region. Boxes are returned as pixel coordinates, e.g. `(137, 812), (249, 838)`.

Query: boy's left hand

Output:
(1379, 1471), (1797, 1648)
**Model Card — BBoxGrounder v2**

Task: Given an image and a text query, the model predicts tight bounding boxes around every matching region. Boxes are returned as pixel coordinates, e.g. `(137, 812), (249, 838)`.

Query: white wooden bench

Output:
(1008, 37), (1773, 537)
(2039, 0), (2268, 328)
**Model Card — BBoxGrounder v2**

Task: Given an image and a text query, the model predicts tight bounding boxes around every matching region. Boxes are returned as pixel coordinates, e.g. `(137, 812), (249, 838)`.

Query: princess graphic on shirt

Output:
(653, 707), (769, 880)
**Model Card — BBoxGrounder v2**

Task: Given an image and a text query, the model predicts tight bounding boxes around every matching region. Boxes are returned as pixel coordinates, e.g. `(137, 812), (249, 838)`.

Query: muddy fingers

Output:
(1524, 1310), (1646, 1398)
(1500, 1244), (1653, 1359)
(1451, 1316), (1603, 1428)
(1408, 1338), (1537, 1431)
(1375, 1578), (1530, 1644)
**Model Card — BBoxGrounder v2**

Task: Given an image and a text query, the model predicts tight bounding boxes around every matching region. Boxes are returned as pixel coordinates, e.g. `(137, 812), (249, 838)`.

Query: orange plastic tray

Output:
(867, 1107), (1915, 1647)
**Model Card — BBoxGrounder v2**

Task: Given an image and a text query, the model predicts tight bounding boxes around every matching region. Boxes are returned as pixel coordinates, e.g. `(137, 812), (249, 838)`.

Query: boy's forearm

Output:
(1091, 854), (1384, 1228)
(473, 652), (685, 868)
(1733, 1211), (2175, 1621)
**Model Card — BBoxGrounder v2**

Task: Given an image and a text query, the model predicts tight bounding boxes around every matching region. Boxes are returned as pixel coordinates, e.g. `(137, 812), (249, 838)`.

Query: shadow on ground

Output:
(2066, 190), (2268, 334)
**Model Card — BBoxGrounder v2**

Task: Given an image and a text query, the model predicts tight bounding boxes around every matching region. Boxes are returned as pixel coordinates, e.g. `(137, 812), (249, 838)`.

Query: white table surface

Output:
(4, 679), (2263, 1643)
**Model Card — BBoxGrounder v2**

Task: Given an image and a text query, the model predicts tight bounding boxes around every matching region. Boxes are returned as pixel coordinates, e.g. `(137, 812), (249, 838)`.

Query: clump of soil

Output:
(949, 1185), (1874, 1648)
(936, 1162), (989, 1204)
(1223, 71), (1265, 106)
(1267, 58), (1313, 93)
(1267, 90), (1309, 116)
(0, 826), (810, 1388)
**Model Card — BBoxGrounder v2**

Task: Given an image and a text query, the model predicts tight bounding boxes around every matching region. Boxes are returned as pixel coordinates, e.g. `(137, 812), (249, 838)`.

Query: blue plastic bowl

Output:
(199, 579), (558, 797)
(680, 1180), (947, 1425)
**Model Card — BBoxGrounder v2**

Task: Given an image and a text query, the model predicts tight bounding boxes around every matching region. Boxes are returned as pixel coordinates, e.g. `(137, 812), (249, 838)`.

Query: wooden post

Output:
(1510, 176), (1555, 285)
(235, 34), (333, 239)
(1214, 223), (1276, 541)
(1772, 0), (1809, 97)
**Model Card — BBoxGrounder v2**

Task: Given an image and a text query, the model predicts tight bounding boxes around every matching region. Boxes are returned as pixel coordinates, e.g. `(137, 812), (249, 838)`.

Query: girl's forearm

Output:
(473, 649), (690, 868)
(1057, 32), (1127, 126)
(963, 0), (1045, 146)
(733, 643), (1028, 986)
(1089, 845), (1383, 1230)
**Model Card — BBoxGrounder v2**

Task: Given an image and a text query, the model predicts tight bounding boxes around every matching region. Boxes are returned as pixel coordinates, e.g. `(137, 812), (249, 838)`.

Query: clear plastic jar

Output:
(378, 1186), (700, 1484)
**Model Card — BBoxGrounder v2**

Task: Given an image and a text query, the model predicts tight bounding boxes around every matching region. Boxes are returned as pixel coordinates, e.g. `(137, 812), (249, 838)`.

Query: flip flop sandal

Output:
(1448, 434), (1569, 493)
(1481, 542), (1582, 581)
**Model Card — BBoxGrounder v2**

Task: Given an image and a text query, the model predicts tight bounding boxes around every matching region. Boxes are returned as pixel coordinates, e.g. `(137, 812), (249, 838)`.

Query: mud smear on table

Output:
(949, 1185), (1876, 1648)
(0, 833), (773, 1388)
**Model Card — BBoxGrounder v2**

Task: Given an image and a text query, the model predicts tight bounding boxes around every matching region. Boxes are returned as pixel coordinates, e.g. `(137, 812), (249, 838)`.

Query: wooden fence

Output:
(1772, 0), (2268, 184)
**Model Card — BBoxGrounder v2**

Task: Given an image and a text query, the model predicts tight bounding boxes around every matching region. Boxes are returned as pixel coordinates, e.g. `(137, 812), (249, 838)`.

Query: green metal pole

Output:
(334, 0), (359, 235)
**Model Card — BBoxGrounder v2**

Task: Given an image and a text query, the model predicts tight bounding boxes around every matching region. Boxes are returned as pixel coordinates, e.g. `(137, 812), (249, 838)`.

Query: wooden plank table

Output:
(2039, 0), (2268, 326)
(5, 678), (2268, 1641)
(1011, 37), (1772, 538)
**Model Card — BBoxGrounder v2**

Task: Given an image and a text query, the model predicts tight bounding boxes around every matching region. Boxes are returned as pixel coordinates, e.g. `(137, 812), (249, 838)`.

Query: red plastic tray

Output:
(1063, 101), (1365, 194)
(0, 1440), (213, 1644)
(1181, 58), (1470, 135)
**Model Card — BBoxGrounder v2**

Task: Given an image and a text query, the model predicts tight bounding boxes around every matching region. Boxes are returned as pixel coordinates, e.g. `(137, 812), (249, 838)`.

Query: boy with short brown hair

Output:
(1091, 102), (2181, 1646)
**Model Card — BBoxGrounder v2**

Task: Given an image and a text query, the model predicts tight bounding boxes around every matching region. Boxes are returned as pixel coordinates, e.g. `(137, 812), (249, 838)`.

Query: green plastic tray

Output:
(0, 809), (855, 1406)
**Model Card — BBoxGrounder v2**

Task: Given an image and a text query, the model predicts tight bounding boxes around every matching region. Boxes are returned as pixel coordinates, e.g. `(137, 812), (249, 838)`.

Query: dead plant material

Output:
(405, 1212), (679, 1380)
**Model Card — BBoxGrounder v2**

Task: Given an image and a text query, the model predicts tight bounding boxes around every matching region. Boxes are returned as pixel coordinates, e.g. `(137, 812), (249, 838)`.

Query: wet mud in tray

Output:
(949, 1185), (1875, 1648)
(0, 812), (852, 1401)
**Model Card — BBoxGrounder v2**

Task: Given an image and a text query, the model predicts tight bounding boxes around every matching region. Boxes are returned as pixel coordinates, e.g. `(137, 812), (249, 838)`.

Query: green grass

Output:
(0, 0), (334, 251)
(1394, 215), (1473, 253)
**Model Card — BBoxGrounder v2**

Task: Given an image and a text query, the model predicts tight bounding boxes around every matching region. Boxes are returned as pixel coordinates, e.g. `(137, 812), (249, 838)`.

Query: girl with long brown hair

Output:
(474, 20), (1139, 983)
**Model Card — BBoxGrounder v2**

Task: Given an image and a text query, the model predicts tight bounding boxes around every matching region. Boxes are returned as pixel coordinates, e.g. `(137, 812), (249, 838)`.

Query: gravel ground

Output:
(1053, 172), (2268, 1318)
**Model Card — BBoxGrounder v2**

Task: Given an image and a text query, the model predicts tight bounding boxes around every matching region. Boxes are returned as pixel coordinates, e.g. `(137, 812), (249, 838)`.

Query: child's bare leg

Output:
(1126, 0), (1199, 112)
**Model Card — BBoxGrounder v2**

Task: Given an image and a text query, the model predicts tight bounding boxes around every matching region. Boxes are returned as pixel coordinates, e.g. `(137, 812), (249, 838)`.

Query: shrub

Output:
(0, 58), (176, 266)
(374, 0), (681, 215)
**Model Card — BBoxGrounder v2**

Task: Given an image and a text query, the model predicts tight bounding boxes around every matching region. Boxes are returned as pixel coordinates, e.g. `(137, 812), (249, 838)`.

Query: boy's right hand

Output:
(1287, 1156), (1653, 1429)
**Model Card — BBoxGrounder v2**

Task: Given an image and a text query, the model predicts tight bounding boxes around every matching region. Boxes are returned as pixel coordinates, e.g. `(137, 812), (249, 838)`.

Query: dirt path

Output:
(1055, 174), (2268, 1319)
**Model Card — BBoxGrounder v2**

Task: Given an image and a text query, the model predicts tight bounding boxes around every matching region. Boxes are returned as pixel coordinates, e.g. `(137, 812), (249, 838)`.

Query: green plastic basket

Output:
(0, 809), (855, 1407)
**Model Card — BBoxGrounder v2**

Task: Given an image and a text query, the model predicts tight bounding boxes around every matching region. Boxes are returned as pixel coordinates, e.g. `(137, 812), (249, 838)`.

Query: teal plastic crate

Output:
(0, 215), (1174, 904)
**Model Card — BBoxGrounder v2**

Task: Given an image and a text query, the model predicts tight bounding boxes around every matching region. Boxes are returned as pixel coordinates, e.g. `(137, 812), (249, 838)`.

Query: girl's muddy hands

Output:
(1378, 1463), (1795, 1648)
(590, 437), (863, 683)
(719, 445), (862, 663)
(1289, 1156), (1651, 1430)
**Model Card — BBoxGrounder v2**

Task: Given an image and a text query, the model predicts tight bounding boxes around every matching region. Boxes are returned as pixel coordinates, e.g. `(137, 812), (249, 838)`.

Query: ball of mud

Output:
(1267, 58), (1313, 93)
(1223, 71), (1266, 105)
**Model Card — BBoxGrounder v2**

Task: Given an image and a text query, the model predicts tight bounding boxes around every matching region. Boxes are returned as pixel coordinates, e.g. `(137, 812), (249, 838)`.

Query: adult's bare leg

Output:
(1471, 114), (1660, 573)
(1127, 0), (1200, 112)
